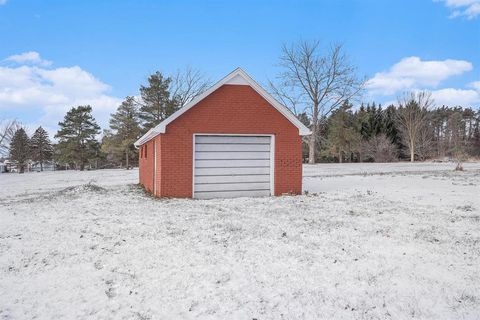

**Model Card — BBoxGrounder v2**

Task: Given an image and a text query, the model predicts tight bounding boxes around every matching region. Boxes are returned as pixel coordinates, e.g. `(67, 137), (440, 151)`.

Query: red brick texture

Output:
(139, 84), (303, 198)
(138, 138), (156, 193)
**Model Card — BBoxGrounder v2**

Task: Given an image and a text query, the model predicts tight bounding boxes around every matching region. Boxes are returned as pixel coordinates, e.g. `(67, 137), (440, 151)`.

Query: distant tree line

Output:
(301, 95), (480, 163)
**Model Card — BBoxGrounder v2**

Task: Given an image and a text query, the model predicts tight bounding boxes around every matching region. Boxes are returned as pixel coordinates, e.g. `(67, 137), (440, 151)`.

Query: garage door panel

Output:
(195, 174), (270, 184)
(195, 151), (270, 160)
(195, 144), (270, 152)
(194, 182), (270, 192)
(195, 189), (271, 199)
(195, 159), (270, 168)
(195, 136), (270, 144)
(193, 135), (272, 199)
(195, 166), (270, 176)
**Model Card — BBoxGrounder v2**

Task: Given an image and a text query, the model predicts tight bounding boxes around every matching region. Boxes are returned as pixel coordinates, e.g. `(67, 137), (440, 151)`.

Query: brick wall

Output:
(138, 138), (156, 193)
(140, 84), (302, 197)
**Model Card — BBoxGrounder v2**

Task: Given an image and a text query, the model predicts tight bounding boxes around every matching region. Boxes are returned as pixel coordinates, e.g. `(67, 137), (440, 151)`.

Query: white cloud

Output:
(429, 79), (480, 107)
(430, 88), (480, 106)
(468, 80), (480, 91)
(0, 53), (121, 135)
(367, 56), (472, 95)
(367, 56), (479, 107)
(435, 0), (480, 19)
(4, 51), (52, 67)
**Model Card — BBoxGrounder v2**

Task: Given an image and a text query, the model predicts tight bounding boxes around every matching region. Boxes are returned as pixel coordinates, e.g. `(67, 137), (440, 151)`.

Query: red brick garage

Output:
(134, 68), (310, 199)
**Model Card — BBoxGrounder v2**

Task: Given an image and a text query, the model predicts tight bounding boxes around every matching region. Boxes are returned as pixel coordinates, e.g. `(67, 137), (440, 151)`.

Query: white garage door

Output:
(193, 135), (273, 199)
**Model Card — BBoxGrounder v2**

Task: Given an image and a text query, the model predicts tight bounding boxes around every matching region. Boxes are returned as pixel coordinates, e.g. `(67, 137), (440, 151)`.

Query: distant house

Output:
(0, 159), (12, 173)
(134, 68), (310, 199)
(31, 161), (56, 172)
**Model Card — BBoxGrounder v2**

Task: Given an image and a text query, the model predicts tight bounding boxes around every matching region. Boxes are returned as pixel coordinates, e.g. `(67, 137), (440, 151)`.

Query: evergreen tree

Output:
(55, 105), (101, 171)
(355, 104), (369, 140)
(103, 96), (141, 168)
(324, 102), (362, 163)
(357, 103), (384, 139)
(297, 112), (311, 128)
(9, 128), (30, 173)
(383, 105), (402, 149)
(30, 126), (53, 171)
(138, 71), (177, 132)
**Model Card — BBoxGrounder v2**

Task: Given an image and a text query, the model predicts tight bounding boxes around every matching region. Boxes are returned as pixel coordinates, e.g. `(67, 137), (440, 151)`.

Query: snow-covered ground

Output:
(1, 163), (479, 319)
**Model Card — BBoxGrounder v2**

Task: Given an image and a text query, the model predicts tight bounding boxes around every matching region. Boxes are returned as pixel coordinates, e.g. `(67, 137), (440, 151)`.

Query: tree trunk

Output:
(308, 134), (316, 164)
(410, 142), (415, 162)
(125, 149), (129, 170)
(80, 163), (85, 171)
(339, 151), (343, 163)
(40, 161), (43, 172)
(308, 106), (319, 164)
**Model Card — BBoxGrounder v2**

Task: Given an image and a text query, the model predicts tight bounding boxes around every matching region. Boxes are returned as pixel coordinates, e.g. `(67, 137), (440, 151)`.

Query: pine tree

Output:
(104, 96), (141, 169)
(383, 105), (402, 149)
(357, 103), (384, 140)
(9, 128), (30, 173)
(55, 105), (101, 171)
(356, 104), (371, 140)
(138, 71), (177, 132)
(30, 126), (53, 171)
(325, 102), (362, 163)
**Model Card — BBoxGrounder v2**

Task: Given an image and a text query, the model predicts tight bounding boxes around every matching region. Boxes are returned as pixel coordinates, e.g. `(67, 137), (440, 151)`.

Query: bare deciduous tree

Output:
(170, 66), (211, 108)
(448, 111), (467, 170)
(273, 40), (365, 163)
(416, 125), (434, 161)
(396, 91), (434, 162)
(0, 119), (22, 156)
(268, 80), (303, 116)
(361, 134), (398, 162)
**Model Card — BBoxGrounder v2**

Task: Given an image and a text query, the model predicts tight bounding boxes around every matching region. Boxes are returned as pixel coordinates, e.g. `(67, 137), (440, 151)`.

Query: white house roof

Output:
(134, 67), (311, 146)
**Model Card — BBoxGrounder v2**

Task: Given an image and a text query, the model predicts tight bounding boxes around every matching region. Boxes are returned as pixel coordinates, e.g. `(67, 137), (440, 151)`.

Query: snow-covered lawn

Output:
(1, 163), (479, 319)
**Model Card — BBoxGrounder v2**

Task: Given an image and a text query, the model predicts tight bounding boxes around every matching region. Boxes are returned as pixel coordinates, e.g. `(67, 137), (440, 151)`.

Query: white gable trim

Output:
(134, 67), (311, 147)
(225, 73), (250, 85)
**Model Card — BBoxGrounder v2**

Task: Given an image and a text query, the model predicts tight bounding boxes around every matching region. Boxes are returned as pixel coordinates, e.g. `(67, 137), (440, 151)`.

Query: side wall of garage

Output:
(157, 84), (302, 198)
(138, 137), (158, 194)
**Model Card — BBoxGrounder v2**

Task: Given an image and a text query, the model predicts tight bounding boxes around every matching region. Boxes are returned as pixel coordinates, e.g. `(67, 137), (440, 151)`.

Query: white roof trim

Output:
(134, 67), (311, 146)
(225, 73), (250, 85)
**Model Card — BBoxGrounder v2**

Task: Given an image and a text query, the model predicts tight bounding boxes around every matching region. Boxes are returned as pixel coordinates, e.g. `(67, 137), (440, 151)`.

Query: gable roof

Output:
(134, 67), (311, 146)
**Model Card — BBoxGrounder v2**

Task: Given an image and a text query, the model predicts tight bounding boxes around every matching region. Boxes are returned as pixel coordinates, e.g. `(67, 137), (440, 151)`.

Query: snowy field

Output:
(1, 163), (479, 319)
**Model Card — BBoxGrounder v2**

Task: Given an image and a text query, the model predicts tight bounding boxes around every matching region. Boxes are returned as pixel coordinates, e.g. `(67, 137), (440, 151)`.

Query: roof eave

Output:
(134, 128), (159, 147)
(299, 128), (312, 136)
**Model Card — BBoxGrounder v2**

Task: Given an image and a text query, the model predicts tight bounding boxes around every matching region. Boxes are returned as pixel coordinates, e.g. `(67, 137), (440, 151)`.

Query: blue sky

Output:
(0, 0), (479, 135)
